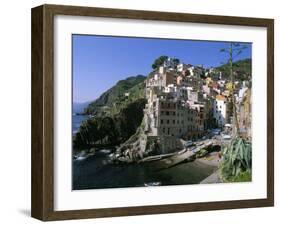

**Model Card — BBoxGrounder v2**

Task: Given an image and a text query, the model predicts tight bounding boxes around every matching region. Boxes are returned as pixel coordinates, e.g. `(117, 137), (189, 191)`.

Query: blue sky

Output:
(73, 35), (251, 103)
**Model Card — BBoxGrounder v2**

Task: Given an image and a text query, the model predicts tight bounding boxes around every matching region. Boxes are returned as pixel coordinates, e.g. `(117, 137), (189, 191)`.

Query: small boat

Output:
(76, 156), (87, 161)
(144, 182), (162, 187)
(99, 149), (111, 154)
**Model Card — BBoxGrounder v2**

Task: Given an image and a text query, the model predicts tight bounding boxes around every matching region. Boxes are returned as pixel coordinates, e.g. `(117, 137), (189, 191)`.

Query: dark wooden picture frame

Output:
(31, 4), (274, 221)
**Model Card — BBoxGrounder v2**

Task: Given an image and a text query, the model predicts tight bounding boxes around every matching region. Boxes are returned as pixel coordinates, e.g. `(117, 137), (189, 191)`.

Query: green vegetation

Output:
(220, 137), (252, 182)
(84, 75), (146, 116)
(215, 58), (251, 81)
(228, 169), (251, 182)
(151, 56), (180, 70)
(109, 81), (146, 115)
(151, 55), (168, 69)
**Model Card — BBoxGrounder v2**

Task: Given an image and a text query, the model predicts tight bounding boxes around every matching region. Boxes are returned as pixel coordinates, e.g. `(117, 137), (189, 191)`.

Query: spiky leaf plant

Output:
(220, 137), (252, 182)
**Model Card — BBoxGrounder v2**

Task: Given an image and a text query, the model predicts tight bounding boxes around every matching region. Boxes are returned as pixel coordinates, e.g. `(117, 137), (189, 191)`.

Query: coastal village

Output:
(114, 57), (252, 165)
(73, 54), (252, 189)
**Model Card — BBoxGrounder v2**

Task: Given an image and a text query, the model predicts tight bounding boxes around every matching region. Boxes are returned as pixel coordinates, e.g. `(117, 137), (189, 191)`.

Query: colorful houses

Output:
(143, 56), (250, 153)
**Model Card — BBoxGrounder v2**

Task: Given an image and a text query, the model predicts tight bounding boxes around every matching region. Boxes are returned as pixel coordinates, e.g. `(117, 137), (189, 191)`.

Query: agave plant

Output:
(220, 136), (252, 182)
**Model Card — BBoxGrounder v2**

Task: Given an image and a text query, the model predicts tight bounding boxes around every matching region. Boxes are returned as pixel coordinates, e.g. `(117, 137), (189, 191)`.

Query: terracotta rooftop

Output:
(216, 95), (226, 101)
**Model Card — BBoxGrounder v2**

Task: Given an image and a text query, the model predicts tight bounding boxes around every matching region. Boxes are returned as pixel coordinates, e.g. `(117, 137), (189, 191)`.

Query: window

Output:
(173, 112), (176, 116)
(173, 120), (175, 124)
(167, 120), (170, 124)
(163, 127), (165, 133)
(161, 119), (163, 124)
(168, 128), (170, 135)
(166, 111), (169, 115)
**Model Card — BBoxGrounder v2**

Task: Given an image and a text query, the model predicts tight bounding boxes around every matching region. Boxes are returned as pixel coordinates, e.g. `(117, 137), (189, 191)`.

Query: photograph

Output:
(72, 35), (252, 190)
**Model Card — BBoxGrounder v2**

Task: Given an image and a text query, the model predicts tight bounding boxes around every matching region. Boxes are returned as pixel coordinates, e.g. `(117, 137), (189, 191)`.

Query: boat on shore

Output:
(144, 181), (162, 187)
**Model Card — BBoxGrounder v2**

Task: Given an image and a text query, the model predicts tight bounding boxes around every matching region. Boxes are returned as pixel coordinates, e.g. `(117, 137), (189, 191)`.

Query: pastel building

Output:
(213, 95), (228, 128)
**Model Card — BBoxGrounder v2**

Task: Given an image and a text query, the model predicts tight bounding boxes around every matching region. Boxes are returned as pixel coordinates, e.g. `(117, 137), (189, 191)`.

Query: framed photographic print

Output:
(31, 4), (274, 221)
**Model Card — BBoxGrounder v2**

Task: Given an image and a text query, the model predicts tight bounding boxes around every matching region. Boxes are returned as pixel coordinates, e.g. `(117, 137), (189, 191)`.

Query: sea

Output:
(72, 106), (217, 190)
(72, 101), (91, 134)
(72, 152), (216, 190)
(72, 114), (89, 134)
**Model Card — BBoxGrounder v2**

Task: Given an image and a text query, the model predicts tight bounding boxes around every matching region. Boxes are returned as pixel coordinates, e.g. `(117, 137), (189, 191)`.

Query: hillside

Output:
(74, 75), (147, 150)
(84, 75), (146, 116)
(215, 58), (252, 81)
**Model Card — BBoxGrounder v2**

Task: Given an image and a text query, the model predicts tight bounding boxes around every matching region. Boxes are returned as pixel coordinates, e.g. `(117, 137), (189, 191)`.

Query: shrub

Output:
(220, 137), (252, 182)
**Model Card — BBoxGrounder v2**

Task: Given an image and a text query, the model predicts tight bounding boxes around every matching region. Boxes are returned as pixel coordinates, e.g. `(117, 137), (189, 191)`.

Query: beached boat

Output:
(144, 182), (162, 187)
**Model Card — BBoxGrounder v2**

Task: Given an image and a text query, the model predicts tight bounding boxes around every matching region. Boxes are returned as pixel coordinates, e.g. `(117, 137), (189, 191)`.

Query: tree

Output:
(219, 43), (252, 182)
(151, 55), (168, 69)
(220, 43), (248, 137)
(172, 58), (180, 66)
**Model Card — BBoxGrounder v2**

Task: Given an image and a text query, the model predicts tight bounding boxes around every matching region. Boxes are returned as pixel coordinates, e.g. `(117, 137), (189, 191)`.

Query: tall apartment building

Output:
(213, 95), (228, 128)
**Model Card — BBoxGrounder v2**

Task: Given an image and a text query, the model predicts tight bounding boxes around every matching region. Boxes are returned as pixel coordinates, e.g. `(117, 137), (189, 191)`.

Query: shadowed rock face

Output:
(73, 98), (146, 150)
(73, 75), (147, 152)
